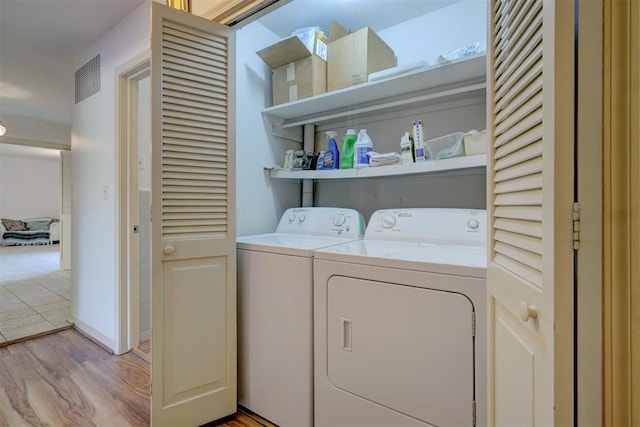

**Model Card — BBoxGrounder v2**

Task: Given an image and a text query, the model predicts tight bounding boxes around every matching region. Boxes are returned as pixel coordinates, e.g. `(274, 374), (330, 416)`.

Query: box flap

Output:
(257, 36), (312, 69)
(327, 20), (349, 43)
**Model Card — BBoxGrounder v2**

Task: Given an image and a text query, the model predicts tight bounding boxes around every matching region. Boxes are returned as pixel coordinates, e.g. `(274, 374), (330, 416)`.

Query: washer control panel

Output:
(277, 207), (365, 238)
(366, 208), (487, 246)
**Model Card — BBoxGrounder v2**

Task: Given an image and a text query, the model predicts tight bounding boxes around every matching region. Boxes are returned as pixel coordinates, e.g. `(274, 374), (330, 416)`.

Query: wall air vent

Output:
(75, 54), (101, 104)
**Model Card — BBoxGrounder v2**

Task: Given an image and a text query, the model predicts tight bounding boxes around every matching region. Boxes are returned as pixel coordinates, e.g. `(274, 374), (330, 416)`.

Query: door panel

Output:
(151, 3), (236, 425)
(487, 0), (574, 425)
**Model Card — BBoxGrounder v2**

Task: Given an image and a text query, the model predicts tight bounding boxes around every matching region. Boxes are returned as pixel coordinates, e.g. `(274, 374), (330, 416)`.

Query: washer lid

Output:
(314, 240), (487, 278)
(237, 233), (360, 257)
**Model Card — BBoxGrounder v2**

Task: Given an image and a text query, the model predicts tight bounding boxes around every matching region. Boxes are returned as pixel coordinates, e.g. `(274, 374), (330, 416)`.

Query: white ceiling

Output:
(0, 0), (147, 62)
(0, 0), (147, 150)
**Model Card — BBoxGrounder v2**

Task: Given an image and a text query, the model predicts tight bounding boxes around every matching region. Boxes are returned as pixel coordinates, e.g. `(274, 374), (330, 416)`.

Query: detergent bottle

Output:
(340, 129), (357, 169)
(322, 131), (340, 169)
(354, 129), (373, 168)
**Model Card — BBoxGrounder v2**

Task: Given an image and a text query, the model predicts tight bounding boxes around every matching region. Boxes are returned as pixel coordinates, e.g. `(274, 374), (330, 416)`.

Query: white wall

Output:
(380, 0), (487, 66)
(71, 1), (151, 347)
(235, 22), (302, 236)
(137, 75), (151, 191)
(0, 154), (61, 219)
(138, 190), (151, 342)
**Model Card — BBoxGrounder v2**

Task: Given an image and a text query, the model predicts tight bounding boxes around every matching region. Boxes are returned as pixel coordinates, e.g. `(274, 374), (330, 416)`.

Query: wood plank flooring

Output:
(0, 329), (276, 427)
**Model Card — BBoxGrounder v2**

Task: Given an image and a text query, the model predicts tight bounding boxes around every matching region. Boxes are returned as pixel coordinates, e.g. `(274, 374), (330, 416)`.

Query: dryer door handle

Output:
(341, 317), (352, 352)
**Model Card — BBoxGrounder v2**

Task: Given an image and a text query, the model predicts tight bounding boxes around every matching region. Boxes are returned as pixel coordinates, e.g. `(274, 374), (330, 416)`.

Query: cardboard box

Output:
(327, 21), (395, 91)
(257, 32), (327, 106)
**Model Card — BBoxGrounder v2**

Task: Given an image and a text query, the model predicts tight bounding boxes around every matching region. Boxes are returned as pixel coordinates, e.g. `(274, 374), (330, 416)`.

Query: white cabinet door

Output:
(487, 0), (574, 425)
(150, 3), (237, 425)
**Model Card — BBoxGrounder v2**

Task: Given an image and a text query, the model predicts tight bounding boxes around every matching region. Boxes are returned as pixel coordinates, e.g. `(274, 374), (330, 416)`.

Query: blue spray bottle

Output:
(321, 131), (340, 169)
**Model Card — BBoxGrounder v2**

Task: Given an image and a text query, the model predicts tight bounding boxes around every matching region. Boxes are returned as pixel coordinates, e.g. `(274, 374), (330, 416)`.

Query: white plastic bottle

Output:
(354, 129), (373, 168)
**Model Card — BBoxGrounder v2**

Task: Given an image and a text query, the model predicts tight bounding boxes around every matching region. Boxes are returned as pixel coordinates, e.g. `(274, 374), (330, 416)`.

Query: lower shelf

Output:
(267, 154), (487, 180)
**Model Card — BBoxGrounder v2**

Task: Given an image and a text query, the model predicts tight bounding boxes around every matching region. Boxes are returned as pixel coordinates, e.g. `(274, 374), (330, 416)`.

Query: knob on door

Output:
(163, 245), (175, 255)
(519, 301), (538, 322)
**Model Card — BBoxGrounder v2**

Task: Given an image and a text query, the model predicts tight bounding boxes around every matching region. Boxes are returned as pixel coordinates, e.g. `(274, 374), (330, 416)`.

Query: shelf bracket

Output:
(262, 112), (303, 143)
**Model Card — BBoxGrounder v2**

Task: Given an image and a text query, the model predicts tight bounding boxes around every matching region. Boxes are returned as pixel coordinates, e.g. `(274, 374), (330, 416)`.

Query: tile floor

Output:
(0, 244), (71, 344)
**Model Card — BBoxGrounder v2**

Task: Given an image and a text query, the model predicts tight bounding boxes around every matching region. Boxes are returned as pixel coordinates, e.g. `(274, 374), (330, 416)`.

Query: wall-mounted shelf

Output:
(262, 54), (486, 130)
(267, 154), (486, 180)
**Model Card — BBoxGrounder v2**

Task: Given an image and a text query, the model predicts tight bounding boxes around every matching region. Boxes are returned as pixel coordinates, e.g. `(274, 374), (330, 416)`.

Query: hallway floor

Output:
(0, 244), (71, 345)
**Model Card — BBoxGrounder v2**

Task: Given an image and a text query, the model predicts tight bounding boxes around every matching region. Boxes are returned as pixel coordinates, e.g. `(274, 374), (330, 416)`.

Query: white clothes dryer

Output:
(313, 208), (487, 427)
(237, 207), (365, 427)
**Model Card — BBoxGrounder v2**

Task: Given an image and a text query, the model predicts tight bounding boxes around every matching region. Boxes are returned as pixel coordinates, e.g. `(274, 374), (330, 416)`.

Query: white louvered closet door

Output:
(487, 0), (575, 426)
(150, 3), (236, 426)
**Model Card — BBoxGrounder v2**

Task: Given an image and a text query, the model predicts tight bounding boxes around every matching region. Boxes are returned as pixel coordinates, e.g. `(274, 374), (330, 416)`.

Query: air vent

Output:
(75, 54), (101, 104)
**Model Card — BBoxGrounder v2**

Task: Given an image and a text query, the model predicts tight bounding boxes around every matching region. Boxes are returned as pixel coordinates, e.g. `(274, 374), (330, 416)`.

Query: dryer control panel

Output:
(366, 208), (486, 246)
(276, 207), (365, 238)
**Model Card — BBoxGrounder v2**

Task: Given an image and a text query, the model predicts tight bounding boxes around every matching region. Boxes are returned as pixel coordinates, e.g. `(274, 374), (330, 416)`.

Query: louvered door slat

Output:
(495, 44), (543, 99)
(495, 90), (542, 135)
(494, 107), (542, 148)
(164, 75), (226, 96)
(495, 140), (543, 170)
(164, 26), (228, 54)
(495, 123), (542, 158)
(494, 0), (531, 52)
(494, 217), (543, 239)
(160, 14), (230, 240)
(494, 173), (543, 194)
(164, 123), (226, 137)
(495, 73), (543, 121)
(164, 83), (226, 102)
(494, 206), (543, 222)
(490, 0), (544, 289)
(494, 189), (543, 206)
(495, 9), (542, 75)
(494, 157), (542, 182)
(164, 137), (226, 151)
(164, 172), (227, 181)
(494, 242), (543, 271)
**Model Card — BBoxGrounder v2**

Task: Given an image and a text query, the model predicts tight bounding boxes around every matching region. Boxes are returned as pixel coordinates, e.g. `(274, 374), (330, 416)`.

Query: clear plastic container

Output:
(425, 132), (464, 160)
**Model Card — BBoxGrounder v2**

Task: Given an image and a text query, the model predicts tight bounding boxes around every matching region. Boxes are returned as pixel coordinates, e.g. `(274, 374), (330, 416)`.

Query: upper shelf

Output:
(262, 54), (487, 129)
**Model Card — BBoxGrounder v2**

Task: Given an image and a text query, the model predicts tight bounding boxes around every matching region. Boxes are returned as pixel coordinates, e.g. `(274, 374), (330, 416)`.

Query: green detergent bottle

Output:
(340, 129), (357, 169)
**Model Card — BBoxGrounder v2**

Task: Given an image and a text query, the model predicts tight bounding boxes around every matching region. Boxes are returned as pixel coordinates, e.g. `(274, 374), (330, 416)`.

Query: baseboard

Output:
(71, 317), (115, 353)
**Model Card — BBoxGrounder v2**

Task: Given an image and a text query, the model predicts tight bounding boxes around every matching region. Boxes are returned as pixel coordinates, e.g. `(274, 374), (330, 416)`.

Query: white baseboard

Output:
(70, 316), (116, 353)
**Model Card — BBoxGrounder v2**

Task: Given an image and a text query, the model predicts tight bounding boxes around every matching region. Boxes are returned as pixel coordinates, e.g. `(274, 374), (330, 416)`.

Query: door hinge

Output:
(572, 202), (581, 250)
(472, 312), (476, 337)
(472, 400), (477, 426)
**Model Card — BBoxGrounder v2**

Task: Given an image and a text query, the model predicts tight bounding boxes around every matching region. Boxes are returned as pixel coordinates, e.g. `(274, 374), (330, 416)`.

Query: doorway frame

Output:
(115, 51), (150, 355)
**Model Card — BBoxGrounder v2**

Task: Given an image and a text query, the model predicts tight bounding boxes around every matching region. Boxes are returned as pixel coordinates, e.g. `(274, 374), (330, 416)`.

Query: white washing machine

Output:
(237, 207), (365, 427)
(314, 208), (487, 427)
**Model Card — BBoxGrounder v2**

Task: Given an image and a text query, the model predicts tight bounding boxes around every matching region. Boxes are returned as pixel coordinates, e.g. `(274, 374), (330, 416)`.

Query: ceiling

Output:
(0, 0), (147, 156)
(0, 0), (147, 62)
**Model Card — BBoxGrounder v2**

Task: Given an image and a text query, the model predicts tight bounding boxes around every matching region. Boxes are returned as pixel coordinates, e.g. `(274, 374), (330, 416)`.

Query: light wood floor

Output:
(0, 329), (274, 426)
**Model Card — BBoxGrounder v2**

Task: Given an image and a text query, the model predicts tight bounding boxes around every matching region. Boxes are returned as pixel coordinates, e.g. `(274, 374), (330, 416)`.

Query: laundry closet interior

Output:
(234, 0), (487, 236)
(232, 1), (489, 426)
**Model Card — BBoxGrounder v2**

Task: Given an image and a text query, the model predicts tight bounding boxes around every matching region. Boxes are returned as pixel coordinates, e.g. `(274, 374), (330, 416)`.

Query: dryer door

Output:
(327, 276), (475, 426)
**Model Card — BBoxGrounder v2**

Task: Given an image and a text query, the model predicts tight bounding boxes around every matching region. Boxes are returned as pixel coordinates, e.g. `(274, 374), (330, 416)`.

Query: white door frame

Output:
(115, 51), (150, 355)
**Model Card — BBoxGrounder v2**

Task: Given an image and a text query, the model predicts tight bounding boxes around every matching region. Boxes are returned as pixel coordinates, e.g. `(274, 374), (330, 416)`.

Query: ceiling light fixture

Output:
(0, 122), (6, 136)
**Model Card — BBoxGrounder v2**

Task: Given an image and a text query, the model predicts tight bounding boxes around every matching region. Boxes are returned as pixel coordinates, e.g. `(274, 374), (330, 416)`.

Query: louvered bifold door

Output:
(487, 0), (574, 426)
(150, 3), (237, 426)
